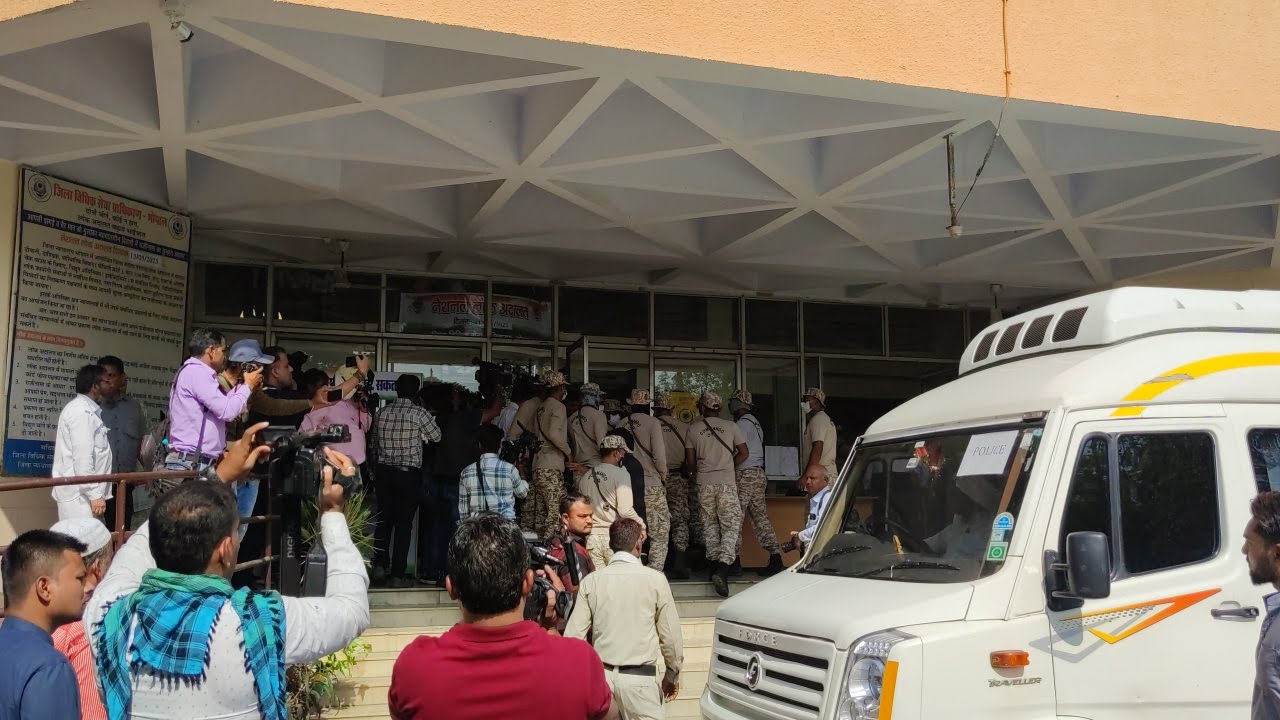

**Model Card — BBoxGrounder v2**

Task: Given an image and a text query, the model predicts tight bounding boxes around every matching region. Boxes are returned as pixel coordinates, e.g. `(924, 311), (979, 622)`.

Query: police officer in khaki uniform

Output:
(531, 370), (576, 538)
(730, 389), (783, 576)
(802, 387), (838, 483)
(506, 379), (544, 532)
(624, 389), (670, 573)
(654, 393), (691, 580)
(568, 382), (609, 474)
(684, 391), (747, 597)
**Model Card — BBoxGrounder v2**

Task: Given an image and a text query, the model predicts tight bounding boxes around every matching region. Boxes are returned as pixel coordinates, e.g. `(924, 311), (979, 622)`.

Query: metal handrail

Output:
(0, 470), (280, 614)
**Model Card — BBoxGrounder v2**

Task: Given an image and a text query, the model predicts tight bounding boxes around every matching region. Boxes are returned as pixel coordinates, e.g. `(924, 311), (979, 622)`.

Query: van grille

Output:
(710, 627), (832, 719)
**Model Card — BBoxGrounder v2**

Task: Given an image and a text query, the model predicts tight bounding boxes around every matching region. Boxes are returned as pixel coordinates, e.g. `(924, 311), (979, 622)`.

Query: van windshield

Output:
(800, 424), (1044, 583)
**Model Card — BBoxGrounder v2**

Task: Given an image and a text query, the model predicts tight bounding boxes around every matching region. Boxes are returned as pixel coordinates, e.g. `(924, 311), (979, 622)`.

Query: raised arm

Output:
(190, 371), (251, 422)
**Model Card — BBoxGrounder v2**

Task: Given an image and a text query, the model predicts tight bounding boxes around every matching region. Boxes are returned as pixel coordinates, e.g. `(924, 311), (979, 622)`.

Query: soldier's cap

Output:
(602, 399), (624, 412)
(730, 389), (753, 407)
(627, 388), (651, 405)
(599, 434), (633, 453)
(653, 392), (676, 410)
(802, 387), (826, 405)
(580, 382), (603, 395)
(699, 391), (722, 409)
(540, 369), (568, 388)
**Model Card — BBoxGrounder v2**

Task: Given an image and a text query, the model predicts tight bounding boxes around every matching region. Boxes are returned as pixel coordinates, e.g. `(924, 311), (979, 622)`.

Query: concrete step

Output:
(325, 695), (702, 719)
(333, 670), (710, 709)
(349, 643), (713, 680)
(360, 617), (716, 654)
(368, 579), (756, 609)
(369, 597), (726, 628)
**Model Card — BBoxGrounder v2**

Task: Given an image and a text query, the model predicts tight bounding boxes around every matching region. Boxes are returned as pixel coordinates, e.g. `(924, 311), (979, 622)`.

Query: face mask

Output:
(729, 400), (745, 414)
(608, 413), (622, 424)
(801, 400), (811, 413)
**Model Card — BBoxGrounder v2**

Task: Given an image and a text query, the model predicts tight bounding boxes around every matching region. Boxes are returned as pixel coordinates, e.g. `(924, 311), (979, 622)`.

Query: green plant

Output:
(286, 637), (371, 719)
(301, 487), (375, 565)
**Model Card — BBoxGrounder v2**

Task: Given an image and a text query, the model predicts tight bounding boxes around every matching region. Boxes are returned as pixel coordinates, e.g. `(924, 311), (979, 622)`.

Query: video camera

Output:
(524, 538), (575, 623)
(256, 424), (360, 498)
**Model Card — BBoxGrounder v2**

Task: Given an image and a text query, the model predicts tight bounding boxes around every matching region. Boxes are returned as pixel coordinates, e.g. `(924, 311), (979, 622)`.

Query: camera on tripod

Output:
(524, 538), (573, 623)
(256, 424), (360, 498)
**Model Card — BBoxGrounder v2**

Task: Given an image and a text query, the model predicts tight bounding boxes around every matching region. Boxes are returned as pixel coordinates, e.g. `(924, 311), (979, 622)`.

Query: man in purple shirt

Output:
(166, 328), (262, 471)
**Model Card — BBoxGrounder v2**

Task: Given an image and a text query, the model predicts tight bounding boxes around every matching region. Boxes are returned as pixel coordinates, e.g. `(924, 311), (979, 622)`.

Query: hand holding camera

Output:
(243, 364), (264, 390)
(319, 446), (355, 513)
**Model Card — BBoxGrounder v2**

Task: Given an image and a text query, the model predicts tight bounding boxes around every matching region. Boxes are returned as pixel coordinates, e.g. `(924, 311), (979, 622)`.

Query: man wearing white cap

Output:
(532, 370), (577, 538)
(684, 392), (748, 597)
(624, 389), (670, 573)
(50, 517), (115, 720)
(578, 434), (646, 569)
(802, 387), (838, 483)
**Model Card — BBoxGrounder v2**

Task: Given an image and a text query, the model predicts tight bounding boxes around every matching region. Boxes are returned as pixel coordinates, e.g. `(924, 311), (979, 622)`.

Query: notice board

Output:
(4, 169), (190, 475)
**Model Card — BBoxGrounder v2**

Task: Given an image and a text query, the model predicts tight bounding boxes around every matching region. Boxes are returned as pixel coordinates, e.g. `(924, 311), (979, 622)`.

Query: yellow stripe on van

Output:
(1111, 352), (1280, 417)
(878, 660), (899, 720)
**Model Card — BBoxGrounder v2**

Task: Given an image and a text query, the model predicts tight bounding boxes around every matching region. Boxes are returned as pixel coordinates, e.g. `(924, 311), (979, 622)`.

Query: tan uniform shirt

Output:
(505, 397), (542, 442)
(578, 462), (644, 529)
(533, 396), (571, 471)
(569, 405), (609, 466)
(565, 552), (683, 682)
(625, 413), (666, 489)
(688, 416), (745, 487)
(657, 416), (688, 471)
(803, 409), (839, 481)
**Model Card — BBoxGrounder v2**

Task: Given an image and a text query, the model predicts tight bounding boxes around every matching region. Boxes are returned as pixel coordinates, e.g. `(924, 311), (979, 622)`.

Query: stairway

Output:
(324, 580), (756, 719)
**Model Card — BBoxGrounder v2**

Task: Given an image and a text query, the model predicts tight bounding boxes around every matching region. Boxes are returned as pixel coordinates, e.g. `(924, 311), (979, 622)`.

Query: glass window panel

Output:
(746, 299), (798, 351)
(193, 262), (268, 326)
(491, 345), (554, 378)
(492, 283), (553, 341)
(1059, 435), (1112, 553)
(386, 275), (486, 337)
(387, 343), (485, 392)
(818, 358), (956, 438)
(572, 348), (649, 402)
(745, 356), (800, 448)
(1117, 432), (1219, 574)
(273, 268), (380, 330)
(803, 302), (883, 355)
(887, 307), (965, 359)
(558, 287), (649, 344)
(654, 356), (736, 422)
(1249, 429), (1280, 493)
(804, 356), (820, 390)
(653, 294), (739, 349)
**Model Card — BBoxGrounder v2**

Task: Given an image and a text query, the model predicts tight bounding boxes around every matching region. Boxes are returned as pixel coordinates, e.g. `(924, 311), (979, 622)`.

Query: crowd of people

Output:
(0, 326), (849, 719)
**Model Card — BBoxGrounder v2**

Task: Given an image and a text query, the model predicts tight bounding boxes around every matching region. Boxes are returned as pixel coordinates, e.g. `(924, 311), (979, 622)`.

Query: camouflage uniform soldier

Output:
(654, 392), (691, 579)
(531, 370), (575, 538)
(624, 389), (670, 572)
(731, 389), (783, 576)
(686, 391), (748, 597)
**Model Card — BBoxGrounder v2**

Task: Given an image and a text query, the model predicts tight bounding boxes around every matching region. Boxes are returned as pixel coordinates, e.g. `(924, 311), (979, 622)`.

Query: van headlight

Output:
(836, 629), (911, 720)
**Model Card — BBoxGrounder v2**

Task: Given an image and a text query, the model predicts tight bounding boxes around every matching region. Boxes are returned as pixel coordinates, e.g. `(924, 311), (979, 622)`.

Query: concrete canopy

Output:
(1, 1), (1279, 307)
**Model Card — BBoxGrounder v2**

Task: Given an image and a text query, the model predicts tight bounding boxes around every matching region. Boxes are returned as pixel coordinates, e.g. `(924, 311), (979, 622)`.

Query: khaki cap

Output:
(627, 388), (651, 405)
(653, 392), (676, 410)
(699, 391), (722, 409)
(580, 382), (603, 395)
(730, 389), (753, 406)
(803, 387), (826, 405)
(600, 434), (633, 453)
(540, 369), (567, 388)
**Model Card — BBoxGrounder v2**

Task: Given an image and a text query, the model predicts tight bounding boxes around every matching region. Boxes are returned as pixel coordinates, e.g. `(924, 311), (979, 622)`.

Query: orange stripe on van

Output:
(878, 660), (899, 720)
(1111, 352), (1280, 417)
(1063, 588), (1219, 644)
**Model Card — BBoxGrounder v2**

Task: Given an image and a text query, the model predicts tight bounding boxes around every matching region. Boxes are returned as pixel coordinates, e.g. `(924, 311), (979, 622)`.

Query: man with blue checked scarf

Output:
(83, 423), (370, 720)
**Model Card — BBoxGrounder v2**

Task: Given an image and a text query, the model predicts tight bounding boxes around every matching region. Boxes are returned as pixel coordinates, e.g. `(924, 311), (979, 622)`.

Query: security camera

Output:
(172, 21), (194, 43)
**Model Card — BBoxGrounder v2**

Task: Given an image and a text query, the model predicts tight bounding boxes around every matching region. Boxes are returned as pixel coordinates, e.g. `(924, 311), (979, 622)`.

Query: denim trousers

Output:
(419, 471), (459, 580)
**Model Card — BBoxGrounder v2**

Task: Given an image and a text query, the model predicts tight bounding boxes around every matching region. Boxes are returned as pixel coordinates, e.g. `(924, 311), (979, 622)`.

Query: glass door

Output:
(654, 355), (737, 423)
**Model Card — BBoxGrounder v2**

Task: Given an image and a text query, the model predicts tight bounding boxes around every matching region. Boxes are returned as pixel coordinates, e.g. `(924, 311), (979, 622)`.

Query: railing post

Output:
(264, 477), (274, 591)
(113, 478), (127, 549)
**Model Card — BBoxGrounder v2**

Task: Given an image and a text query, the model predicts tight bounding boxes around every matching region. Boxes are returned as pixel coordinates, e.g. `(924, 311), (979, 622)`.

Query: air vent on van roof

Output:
(974, 331), (998, 361)
(1052, 307), (1088, 342)
(1021, 315), (1053, 349)
(996, 322), (1024, 355)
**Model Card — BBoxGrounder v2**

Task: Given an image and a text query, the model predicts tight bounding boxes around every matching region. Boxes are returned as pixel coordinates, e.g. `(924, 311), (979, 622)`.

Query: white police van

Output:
(702, 287), (1280, 720)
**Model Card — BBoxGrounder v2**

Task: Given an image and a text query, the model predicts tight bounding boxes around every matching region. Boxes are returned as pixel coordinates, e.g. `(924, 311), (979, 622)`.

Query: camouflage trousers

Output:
(698, 483), (742, 565)
(644, 482), (670, 571)
(688, 474), (705, 547)
(735, 466), (781, 555)
(530, 468), (567, 539)
(664, 468), (690, 552)
(515, 456), (535, 532)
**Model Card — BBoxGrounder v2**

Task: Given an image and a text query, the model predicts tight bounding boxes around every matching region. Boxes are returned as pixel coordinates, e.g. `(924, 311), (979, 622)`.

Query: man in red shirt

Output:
(389, 514), (618, 720)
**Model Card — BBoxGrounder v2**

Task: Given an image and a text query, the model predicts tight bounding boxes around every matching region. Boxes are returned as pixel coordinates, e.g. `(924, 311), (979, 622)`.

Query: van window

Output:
(1249, 429), (1280, 492)
(1060, 431), (1219, 576)
(1117, 433), (1218, 574)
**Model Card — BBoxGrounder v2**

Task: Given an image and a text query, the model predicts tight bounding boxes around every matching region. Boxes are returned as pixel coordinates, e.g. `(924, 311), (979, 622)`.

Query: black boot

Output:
(665, 549), (691, 580)
(712, 563), (730, 597)
(728, 557), (744, 577)
(759, 553), (784, 577)
(687, 545), (708, 572)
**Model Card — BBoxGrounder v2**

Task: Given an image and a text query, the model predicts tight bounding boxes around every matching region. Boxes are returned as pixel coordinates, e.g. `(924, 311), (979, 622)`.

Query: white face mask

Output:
(801, 400), (811, 413)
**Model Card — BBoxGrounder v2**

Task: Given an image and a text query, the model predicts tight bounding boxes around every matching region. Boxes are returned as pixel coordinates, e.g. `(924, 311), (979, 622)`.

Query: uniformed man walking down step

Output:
(654, 393), (691, 580)
(624, 389), (670, 572)
(731, 389), (783, 576)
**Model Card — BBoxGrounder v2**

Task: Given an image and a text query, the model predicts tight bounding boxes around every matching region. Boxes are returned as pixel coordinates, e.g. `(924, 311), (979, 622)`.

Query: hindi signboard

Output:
(397, 292), (551, 340)
(4, 169), (190, 475)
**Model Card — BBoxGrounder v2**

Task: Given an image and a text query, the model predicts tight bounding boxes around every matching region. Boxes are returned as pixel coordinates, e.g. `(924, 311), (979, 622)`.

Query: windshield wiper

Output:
(804, 545), (871, 566)
(856, 559), (961, 578)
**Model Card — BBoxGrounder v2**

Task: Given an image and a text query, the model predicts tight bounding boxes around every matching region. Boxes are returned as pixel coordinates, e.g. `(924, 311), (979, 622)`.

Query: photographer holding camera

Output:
(388, 514), (617, 720)
(85, 423), (370, 720)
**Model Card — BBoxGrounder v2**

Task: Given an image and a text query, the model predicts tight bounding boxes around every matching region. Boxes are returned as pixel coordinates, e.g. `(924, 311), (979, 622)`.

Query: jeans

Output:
(374, 465), (421, 577)
(235, 479), (260, 541)
(419, 472), (459, 580)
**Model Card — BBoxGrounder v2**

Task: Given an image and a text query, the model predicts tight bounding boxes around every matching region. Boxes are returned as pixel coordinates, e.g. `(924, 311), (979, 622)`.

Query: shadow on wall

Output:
(0, 486), (60, 546)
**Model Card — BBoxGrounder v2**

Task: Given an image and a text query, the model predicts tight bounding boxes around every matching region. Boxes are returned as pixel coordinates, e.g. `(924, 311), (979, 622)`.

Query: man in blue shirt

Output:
(0, 528), (89, 719)
(459, 424), (528, 521)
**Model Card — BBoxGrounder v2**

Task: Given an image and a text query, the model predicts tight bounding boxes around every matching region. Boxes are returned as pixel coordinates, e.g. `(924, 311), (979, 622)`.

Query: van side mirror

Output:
(1044, 531), (1111, 611)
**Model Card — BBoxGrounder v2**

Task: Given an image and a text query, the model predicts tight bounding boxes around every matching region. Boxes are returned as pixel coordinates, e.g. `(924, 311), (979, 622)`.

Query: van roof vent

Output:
(960, 288), (1280, 376)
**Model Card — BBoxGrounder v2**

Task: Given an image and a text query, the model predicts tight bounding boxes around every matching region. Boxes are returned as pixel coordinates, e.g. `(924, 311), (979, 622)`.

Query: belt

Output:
(603, 663), (656, 676)
(171, 449), (218, 464)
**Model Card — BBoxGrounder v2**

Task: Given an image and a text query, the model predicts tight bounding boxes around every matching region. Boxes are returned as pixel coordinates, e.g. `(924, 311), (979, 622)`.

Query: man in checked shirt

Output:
(373, 374), (442, 588)
(458, 424), (528, 521)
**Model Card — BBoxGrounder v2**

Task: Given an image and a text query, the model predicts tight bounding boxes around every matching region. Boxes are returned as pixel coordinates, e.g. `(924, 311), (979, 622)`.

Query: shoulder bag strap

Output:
(704, 417), (736, 455)
(626, 417), (656, 465)
(575, 412), (600, 447)
(476, 459), (489, 512)
(537, 405), (569, 459)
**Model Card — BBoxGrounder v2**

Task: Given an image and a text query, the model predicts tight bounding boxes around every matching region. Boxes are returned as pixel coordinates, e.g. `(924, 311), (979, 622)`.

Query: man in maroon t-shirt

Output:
(389, 514), (617, 720)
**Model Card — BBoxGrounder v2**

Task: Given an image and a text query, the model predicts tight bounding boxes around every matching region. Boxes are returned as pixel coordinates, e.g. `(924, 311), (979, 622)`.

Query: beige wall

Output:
(1123, 265), (1280, 292)
(0, 160), (57, 545)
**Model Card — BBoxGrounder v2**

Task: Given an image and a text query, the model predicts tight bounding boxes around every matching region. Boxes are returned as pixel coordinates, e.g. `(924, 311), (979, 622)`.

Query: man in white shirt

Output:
(783, 464), (831, 553)
(730, 390), (782, 577)
(801, 387), (838, 483)
(84, 439), (370, 720)
(566, 518), (683, 720)
(52, 364), (114, 521)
